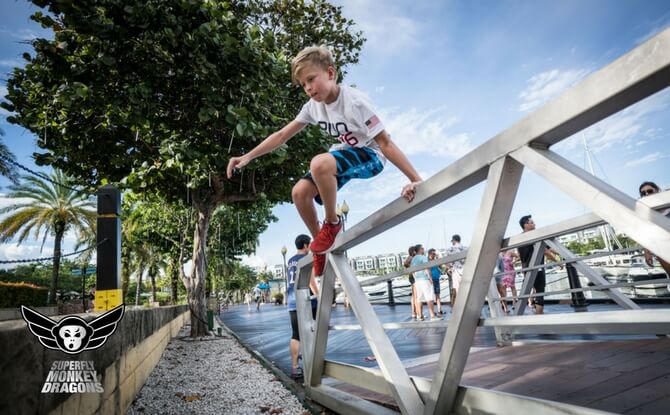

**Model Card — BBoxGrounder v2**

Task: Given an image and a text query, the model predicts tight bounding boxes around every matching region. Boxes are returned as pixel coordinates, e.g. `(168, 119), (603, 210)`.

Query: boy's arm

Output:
(373, 130), (423, 202)
(226, 120), (306, 178)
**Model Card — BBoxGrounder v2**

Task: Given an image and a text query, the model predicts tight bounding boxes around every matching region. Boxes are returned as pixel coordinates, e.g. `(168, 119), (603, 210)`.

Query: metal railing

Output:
(294, 27), (670, 415)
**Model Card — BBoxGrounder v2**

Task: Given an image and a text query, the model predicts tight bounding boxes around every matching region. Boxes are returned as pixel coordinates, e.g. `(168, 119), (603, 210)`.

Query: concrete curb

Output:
(214, 314), (332, 415)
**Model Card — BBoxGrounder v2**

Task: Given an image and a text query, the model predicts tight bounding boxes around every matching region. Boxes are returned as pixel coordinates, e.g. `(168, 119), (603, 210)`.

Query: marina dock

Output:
(221, 302), (670, 414)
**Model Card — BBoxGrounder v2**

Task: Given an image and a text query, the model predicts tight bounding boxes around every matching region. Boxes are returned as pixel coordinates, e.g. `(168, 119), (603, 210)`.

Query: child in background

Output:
(502, 249), (520, 311)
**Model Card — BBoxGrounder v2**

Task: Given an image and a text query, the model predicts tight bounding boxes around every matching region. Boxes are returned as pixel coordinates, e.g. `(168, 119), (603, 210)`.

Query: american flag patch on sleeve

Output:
(365, 115), (380, 129)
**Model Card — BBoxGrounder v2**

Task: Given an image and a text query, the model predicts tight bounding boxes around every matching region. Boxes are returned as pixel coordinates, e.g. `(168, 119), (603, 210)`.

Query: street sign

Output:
(71, 267), (97, 276)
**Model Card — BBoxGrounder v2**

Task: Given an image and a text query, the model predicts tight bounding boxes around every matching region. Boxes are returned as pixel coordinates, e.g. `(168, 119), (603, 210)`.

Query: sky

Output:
(1, 0), (669, 271)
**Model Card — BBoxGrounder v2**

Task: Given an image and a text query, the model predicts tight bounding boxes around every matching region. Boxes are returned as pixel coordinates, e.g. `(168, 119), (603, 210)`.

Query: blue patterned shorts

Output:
(303, 147), (384, 205)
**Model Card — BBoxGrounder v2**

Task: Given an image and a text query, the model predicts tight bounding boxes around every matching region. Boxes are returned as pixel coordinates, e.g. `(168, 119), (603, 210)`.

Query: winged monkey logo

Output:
(21, 305), (125, 354)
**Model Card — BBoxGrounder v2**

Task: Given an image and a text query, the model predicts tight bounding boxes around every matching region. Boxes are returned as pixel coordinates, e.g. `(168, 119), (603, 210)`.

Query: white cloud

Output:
(0, 27), (40, 41)
(0, 195), (31, 209)
(518, 68), (591, 112)
(338, 0), (419, 57)
(380, 106), (474, 158)
(0, 59), (22, 68)
(556, 89), (670, 154)
(0, 244), (42, 260)
(625, 151), (668, 167)
(14, 29), (39, 41)
(240, 254), (267, 270)
(338, 167), (437, 215)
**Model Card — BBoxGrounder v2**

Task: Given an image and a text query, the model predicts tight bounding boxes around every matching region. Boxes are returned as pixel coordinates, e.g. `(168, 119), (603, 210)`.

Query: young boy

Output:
(227, 46), (422, 277)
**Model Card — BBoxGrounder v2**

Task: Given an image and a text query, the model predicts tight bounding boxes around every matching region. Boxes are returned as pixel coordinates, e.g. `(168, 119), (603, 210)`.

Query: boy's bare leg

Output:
(310, 154), (339, 223)
(290, 339), (300, 369)
(292, 179), (321, 238)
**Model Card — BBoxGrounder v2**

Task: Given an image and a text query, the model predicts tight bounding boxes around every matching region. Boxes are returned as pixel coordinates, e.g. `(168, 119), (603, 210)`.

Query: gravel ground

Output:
(127, 325), (308, 415)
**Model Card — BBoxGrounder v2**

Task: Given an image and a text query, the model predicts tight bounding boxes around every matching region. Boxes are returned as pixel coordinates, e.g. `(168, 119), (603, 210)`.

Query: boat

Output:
(625, 254), (670, 298)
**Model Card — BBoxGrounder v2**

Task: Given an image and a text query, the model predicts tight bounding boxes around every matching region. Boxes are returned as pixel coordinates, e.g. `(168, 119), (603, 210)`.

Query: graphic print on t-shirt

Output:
(318, 121), (359, 147)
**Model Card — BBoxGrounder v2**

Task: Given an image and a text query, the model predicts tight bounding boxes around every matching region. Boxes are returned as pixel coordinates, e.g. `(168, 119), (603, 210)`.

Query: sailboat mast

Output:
(583, 133), (620, 252)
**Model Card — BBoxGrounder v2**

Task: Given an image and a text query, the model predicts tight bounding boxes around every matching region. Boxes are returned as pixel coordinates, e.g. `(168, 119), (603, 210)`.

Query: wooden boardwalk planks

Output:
(220, 303), (670, 414)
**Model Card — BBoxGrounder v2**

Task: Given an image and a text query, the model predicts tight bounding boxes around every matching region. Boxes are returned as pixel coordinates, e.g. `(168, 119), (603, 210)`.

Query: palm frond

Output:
(0, 208), (42, 242)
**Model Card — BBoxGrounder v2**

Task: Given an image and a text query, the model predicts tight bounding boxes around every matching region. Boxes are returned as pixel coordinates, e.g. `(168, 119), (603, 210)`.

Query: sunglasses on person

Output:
(640, 188), (657, 196)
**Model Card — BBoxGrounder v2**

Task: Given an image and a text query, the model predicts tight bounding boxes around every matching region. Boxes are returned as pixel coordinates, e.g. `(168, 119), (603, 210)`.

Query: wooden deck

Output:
(220, 303), (670, 414)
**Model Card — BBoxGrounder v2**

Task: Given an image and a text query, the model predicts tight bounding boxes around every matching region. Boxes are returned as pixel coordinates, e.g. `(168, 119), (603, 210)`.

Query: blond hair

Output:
(291, 46), (336, 85)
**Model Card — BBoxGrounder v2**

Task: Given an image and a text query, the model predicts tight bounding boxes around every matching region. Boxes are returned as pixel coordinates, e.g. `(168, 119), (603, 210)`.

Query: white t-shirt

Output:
(295, 85), (386, 163)
(446, 243), (467, 271)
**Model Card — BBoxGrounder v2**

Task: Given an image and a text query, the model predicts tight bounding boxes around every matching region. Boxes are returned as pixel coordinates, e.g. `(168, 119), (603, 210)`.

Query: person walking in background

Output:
(518, 215), (561, 315)
(502, 249), (520, 312)
(404, 245), (418, 320)
(244, 291), (253, 312)
(446, 234), (467, 307)
(638, 181), (670, 277)
(428, 249), (444, 316)
(253, 285), (262, 311)
(494, 252), (508, 313)
(286, 234), (319, 380)
(411, 244), (440, 321)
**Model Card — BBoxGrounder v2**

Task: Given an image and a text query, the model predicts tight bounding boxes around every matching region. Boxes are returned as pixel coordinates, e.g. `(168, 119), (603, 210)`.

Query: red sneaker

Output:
(311, 219), (343, 254)
(313, 253), (326, 277)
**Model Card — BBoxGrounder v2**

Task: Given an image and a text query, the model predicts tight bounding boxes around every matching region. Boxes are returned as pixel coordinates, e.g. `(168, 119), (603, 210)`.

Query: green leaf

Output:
(100, 56), (116, 66)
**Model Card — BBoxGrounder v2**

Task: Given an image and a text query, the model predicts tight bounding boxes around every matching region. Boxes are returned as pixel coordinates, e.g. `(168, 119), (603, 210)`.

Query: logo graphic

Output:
(21, 305), (124, 354)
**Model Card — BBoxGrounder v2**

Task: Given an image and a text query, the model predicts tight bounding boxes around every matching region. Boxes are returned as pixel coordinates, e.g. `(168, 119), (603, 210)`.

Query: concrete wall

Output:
(0, 305), (189, 415)
(0, 306), (58, 321)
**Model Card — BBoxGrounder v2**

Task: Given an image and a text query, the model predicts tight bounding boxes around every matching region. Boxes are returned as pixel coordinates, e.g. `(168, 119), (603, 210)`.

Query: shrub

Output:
(0, 282), (49, 308)
(272, 292), (284, 305)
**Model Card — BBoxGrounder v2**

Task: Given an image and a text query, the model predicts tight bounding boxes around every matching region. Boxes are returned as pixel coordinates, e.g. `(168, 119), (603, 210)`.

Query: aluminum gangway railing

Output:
(294, 27), (670, 415)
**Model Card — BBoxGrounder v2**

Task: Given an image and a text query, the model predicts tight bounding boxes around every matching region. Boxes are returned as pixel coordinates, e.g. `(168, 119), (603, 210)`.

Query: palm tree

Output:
(0, 128), (19, 185)
(0, 170), (96, 304)
(74, 225), (97, 311)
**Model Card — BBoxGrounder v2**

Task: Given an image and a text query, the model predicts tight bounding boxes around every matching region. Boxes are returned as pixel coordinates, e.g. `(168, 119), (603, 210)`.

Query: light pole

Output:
(337, 201), (351, 308)
(339, 200), (349, 231)
(281, 245), (288, 305)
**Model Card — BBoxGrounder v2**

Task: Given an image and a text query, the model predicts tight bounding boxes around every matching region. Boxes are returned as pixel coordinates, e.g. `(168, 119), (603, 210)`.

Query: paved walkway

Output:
(220, 302), (670, 414)
(219, 302), (661, 374)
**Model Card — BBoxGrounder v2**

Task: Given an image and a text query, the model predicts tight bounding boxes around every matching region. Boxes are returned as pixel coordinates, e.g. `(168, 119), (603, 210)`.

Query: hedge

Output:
(0, 282), (49, 308)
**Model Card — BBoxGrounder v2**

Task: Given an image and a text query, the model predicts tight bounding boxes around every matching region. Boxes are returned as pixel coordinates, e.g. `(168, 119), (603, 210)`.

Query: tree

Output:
(0, 170), (96, 304)
(0, 128), (19, 185)
(73, 221), (96, 310)
(2, 0), (364, 335)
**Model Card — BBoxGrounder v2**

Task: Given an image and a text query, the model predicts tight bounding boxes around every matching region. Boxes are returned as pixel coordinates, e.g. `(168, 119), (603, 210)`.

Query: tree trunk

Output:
(172, 233), (188, 304)
(135, 264), (144, 306)
(81, 264), (87, 311)
(49, 224), (65, 305)
(170, 257), (179, 305)
(121, 245), (131, 299)
(150, 263), (157, 304)
(185, 200), (214, 337)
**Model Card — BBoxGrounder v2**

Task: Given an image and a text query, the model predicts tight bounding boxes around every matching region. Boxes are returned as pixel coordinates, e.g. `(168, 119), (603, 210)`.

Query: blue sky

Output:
(1, 0), (669, 270)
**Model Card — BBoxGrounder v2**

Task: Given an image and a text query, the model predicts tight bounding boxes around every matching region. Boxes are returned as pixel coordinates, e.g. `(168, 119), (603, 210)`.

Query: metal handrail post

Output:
(426, 157), (523, 414)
